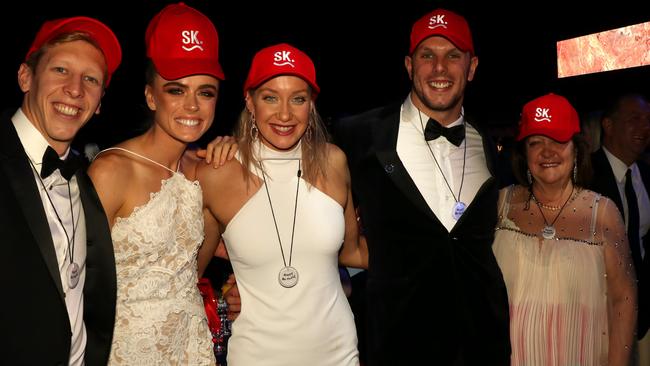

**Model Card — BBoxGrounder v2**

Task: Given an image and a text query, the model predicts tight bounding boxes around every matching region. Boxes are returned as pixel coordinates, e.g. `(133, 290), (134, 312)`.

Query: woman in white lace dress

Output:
(493, 93), (637, 365)
(87, 3), (224, 365)
(196, 43), (367, 366)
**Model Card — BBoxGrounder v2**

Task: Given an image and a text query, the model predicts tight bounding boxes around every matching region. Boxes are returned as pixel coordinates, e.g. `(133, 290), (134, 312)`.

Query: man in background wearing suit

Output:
(589, 93), (650, 363)
(332, 8), (510, 365)
(0, 17), (121, 365)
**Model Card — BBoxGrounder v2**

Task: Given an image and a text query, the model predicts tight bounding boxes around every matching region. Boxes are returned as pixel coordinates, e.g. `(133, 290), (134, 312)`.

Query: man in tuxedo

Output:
(589, 93), (650, 354)
(331, 8), (510, 365)
(0, 17), (121, 365)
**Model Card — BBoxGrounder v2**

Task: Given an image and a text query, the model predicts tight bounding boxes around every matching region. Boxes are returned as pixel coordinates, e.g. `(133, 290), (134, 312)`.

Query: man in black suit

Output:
(589, 94), (650, 352)
(0, 17), (120, 365)
(332, 8), (510, 365)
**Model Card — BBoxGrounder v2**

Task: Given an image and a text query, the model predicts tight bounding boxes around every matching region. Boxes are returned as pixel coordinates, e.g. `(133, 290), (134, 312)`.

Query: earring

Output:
(526, 169), (533, 185)
(573, 157), (578, 182)
(249, 113), (258, 141)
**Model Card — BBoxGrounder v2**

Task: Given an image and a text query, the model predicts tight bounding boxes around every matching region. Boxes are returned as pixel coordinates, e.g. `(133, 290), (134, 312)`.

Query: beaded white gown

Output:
(104, 148), (215, 365)
(222, 143), (359, 366)
(493, 185), (635, 366)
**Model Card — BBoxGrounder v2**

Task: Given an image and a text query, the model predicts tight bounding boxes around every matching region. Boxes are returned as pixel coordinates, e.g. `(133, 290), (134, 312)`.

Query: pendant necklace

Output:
(29, 159), (80, 289)
(260, 158), (301, 288)
(531, 185), (574, 240)
(418, 112), (467, 220)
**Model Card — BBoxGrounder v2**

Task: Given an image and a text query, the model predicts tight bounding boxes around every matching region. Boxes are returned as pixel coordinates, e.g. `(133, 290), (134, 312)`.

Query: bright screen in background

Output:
(557, 21), (650, 78)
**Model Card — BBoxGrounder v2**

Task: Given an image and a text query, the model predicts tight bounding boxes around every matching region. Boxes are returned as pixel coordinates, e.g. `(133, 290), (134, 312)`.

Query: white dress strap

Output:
(589, 192), (601, 243)
(95, 147), (177, 174)
(498, 184), (515, 218)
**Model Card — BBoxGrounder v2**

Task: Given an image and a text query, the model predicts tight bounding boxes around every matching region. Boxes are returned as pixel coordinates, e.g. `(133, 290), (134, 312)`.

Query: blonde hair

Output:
(234, 100), (329, 184)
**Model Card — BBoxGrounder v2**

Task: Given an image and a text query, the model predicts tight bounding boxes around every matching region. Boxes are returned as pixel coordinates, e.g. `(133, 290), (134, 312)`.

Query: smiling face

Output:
(526, 135), (576, 188)
(405, 36), (478, 124)
(246, 75), (312, 151)
(145, 73), (219, 144)
(603, 95), (650, 166)
(18, 40), (107, 154)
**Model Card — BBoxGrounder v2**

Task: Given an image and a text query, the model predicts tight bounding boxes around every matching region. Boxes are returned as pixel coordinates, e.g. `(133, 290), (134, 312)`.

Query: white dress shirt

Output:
(12, 109), (87, 366)
(396, 95), (491, 232)
(604, 147), (649, 258)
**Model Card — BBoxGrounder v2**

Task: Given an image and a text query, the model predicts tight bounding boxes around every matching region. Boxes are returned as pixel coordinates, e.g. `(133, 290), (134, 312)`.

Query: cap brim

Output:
(516, 129), (574, 143)
(154, 58), (225, 81)
(245, 72), (320, 98)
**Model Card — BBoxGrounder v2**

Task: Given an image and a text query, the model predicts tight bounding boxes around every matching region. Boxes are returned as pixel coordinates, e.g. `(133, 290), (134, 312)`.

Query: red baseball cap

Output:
(146, 2), (224, 81)
(243, 43), (319, 98)
(516, 93), (581, 142)
(25, 16), (122, 87)
(410, 9), (474, 56)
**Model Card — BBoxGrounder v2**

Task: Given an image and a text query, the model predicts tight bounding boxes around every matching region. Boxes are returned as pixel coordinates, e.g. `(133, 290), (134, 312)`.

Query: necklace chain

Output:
(260, 159), (301, 268)
(531, 186), (575, 228)
(417, 112), (466, 204)
(28, 159), (77, 267)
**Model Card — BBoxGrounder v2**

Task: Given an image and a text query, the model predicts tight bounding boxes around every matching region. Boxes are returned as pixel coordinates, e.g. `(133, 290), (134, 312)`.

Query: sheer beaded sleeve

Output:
(596, 196), (637, 366)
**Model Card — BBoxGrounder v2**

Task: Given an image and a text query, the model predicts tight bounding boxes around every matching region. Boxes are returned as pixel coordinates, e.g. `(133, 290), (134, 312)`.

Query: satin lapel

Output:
(372, 108), (436, 222)
(76, 170), (116, 288)
(0, 120), (65, 299)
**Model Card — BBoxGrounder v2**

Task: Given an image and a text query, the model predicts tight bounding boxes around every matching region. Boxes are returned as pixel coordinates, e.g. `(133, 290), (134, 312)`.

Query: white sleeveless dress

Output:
(223, 142), (359, 366)
(102, 148), (215, 365)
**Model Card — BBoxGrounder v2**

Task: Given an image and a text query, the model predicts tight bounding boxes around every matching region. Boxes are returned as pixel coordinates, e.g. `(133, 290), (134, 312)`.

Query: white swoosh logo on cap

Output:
(534, 117), (552, 122)
(428, 24), (448, 30)
(182, 45), (204, 51)
(273, 61), (295, 68)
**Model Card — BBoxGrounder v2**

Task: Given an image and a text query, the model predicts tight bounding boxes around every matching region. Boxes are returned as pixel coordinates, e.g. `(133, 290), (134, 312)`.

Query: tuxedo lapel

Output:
(592, 148), (625, 213)
(0, 118), (65, 299)
(371, 107), (437, 222)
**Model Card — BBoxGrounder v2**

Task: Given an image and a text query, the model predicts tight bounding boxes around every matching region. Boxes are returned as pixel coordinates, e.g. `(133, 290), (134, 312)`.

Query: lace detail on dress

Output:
(108, 173), (215, 365)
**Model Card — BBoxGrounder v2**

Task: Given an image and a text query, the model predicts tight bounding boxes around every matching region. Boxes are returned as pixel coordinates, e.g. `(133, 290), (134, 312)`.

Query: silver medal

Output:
(542, 225), (556, 240)
(278, 266), (299, 288)
(68, 262), (80, 289)
(452, 201), (467, 220)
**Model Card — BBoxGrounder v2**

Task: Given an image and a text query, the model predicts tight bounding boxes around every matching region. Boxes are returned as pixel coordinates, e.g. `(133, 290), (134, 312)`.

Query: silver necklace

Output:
(260, 159), (301, 288)
(531, 186), (574, 240)
(418, 112), (467, 220)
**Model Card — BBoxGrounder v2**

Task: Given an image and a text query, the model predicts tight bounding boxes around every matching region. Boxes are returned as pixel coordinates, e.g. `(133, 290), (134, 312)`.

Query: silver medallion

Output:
(278, 266), (299, 288)
(68, 262), (80, 289)
(452, 201), (467, 221)
(542, 225), (556, 240)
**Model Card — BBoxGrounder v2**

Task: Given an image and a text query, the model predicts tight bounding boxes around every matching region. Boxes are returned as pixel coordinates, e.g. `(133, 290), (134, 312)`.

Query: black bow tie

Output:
(41, 146), (82, 181)
(424, 118), (465, 146)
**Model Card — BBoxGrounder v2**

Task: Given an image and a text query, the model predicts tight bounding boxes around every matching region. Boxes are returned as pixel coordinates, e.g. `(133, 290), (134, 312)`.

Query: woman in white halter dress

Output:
(198, 43), (367, 366)
(88, 3), (226, 364)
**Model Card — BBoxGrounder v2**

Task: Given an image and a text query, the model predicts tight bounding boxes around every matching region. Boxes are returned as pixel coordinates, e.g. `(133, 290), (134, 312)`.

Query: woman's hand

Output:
(196, 135), (238, 168)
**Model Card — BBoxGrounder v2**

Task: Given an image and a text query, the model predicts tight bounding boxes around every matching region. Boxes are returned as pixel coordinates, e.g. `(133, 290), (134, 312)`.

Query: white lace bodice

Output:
(105, 148), (214, 365)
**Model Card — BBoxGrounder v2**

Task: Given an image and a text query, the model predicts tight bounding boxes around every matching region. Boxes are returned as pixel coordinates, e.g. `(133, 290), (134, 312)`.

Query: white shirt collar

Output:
(11, 108), (70, 175)
(401, 94), (465, 135)
(603, 146), (637, 184)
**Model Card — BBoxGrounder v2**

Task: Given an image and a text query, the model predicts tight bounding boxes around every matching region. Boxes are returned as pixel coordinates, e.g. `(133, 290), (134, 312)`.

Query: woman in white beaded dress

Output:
(196, 43), (367, 366)
(87, 3), (223, 364)
(493, 93), (637, 365)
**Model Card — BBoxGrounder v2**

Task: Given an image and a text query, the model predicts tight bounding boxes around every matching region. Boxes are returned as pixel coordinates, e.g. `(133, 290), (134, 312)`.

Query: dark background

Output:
(2, 0), (648, 151)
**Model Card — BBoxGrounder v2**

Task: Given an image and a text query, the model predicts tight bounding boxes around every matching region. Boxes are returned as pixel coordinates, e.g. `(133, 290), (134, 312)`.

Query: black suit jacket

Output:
(0, 114), (116, 365)
(332, 104), (511, 365)
(589, 148), (650, 339)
